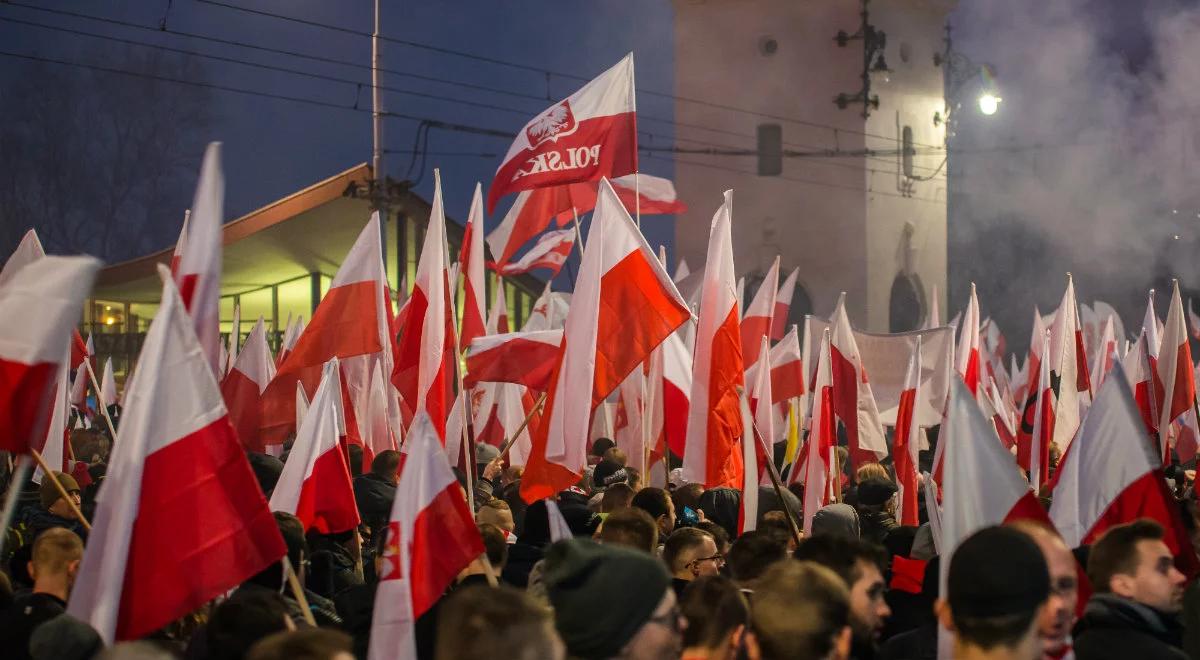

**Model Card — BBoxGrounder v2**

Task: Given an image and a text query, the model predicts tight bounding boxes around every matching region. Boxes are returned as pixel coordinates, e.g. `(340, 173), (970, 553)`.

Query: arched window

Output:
(889, 274), (923, 332)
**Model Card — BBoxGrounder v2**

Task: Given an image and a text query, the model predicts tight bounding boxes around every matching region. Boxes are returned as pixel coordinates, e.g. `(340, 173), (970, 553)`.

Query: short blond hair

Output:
(856, 463), (889, 484)
(31, 527), (83, 575)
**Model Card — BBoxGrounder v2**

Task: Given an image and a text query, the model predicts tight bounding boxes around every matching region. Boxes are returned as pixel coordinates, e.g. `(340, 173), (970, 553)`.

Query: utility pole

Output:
(372, 0), (388, 284)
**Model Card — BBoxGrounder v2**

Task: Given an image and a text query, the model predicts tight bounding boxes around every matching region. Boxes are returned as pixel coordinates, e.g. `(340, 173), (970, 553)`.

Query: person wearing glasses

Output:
(664, 527), (724, 599)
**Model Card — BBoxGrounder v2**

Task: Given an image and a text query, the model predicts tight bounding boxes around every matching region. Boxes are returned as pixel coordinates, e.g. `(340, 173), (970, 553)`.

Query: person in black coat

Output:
(353, 450), (400, 542)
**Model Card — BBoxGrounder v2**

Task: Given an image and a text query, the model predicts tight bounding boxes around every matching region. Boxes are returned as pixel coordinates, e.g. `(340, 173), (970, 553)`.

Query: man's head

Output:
(592, 459), (628, 492)
(246, 628), (354, 660)
(726, 530), (788, 588)
(544, 538), (679, 660)
(478, 523), (509, 571)
(370, 450), (402, 485)
(435, 585), (564, 660)
(591, 437), (616, 460)
(476, 498), (516, 534)
(663, 527), (722, 580)
(794, 533), (890, 643)
(747, 561), (852, 660)
(1088, 518), (1186, 613)
(28, 527), (83, 596)
(597, 507), (659, 553)
(671, 482), (706, 516)
(632, 487), (675, 536)
(346, 444), (364, 479)
(603, 446), (628, 466)
(679, 576), (748, 655)
(601, 482), (636, 513)
(40, 472), (81, 518)
(937, 526), (1050, 656)
(1009, 520), (1078, 657)
(207, 589), (294, 659)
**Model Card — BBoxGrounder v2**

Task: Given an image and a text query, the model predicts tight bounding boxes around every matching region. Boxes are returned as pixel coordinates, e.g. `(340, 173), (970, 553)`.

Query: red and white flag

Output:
(68, 267), (285, 643)
(741, 257), (779, 371)
(1123, 331), (1161, 436)
(1145, 290), (1164, 359)
(522, 282), (569, 332)
(800, 329), (836, 533)
(738, 391), (760, 535)
(521, 179), (689, 502)
(367, 412), (484, 660)
(99, 358), (118, 410)
(893, 337), (922, 527)
(486, 54), (637, 213)
(1091, 315), (1118, 391)
(169, 211), (189, 276)
(1050, 368), (1199, 577)
(465, 330), (563, 392)
(682, 191), (745, 488)
(828, 294), (889, 468)
(32, 345), (71, 483)
(69, 335), (92, 411)
(770, 266), (799, 341)
(491, 229), (574, 277)
(364, 360), (397, 458)
(277, 314), (304, 366)
(749, 336), (777, 448)
(270, 359), (361, 534)
(174, 143), (225, 375)
(227, 304), (241, 376)
(220, 317), (277, 453)
(956, 283), (982, 396)
(745, 324), (804, 434)
(657, 329), (693, 459)
(459, 184), (488, 348)
(486, 280), (510, 335)
(1157, 281), (1195, 460)
(393, 172), (456, 440)
(0, 228), (46, 290)
(1018, 332), (1054, 488)
(1048, 275), (1091, 451)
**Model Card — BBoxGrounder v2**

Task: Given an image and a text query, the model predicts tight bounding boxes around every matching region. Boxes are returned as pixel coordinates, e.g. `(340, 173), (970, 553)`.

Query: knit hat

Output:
(29, 614), (103, 660)
(857, 476), (898, 507)
(475, 442), (501, 466)
(811, 503), (861, 538)
(40, 472), (80, 510)
(544, 538), (671, 659)
(591, 459), (627, 490)
(948, 526), (1050, 618)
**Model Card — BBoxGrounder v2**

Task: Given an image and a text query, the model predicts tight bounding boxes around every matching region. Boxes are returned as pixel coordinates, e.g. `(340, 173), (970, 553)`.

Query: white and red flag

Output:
(367, 412), (484, 660)
(276, 314), (304, 366)
(486, 280), (510, 335)
(99, 358), (118, 410)
(459, 183), (488, 349)
(657, 329), (693, 459)
(956, 283), (982, 396)
(749, 336), (777, 448)
(363, 360), (397, 458)
(69, 335), (92, 411)
(520, 179), (689, 502)
(464, 329), (563, 392)
(174, 143), (224, 375)
(490, 229), (574, 278)
(220, 317), (276, 453)
(270, 359), (361, 534)
(32, 344), (72, 482)
(487, 54), (637, 213)
(1017, 332), (1054, 488)
(393, 172), (456, 440)
(1050, 367), (1199, 578)
(740, 257), (780, 371)
(1091, 315), (1118, 390)
(1145, 290), (1164, 358)
(770, 267), (799, 341)
(800, 329), (837, 533)
(227, 304), (241, 376)
(0, 255), (97, 456)
(738, 391), (760, 535)
(893, 337), (922, 527)
(1156, 281), (1195, 461)
(682, 190), (745, 489)
(68, 267), (285, 643)
(745, 323), (804, 435)
(169, 211), (189, 276)
(1047, 275), (1091, 451)
(1123, 331), (1162, 436)
(0, 228), (46, 290)
(828, 294), (889, 469)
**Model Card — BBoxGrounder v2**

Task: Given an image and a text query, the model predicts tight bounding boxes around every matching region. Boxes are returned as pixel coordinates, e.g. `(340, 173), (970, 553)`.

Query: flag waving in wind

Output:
(459, 184), (487, 349)
(174, 143), (225, 375)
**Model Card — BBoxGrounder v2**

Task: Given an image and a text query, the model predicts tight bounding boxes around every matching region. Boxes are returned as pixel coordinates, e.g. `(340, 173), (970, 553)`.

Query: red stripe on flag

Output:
(703, 306), (745, 488)
(294, 446), (361, 534)
(220, 369), (265, 453)
(0, 358), (57, 455)
(409, 483), (485, 617)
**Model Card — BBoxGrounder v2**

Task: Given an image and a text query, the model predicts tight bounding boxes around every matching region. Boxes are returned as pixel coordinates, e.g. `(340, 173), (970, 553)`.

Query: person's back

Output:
(0, 527), (84, 660)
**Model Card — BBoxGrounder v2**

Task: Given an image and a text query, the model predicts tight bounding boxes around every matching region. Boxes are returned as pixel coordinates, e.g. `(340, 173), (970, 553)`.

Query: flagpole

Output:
(498, 391), (548, 458)
(738, 386), (803, 547)
(282, 556), (317, 626)
(572, 207), (586, 252)
(30, 449), (90, 531)
(82, 358), (118, 441)
(640, 367), (652, 479)
(0, 455), (32, 559)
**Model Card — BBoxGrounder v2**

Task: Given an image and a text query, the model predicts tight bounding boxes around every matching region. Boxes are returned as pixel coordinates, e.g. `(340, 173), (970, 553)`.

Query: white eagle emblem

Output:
(525, 100), (577, 147)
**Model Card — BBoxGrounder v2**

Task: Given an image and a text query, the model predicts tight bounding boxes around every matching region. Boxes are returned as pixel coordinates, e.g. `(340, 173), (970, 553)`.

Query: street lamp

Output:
(978, 93), (1001, 116)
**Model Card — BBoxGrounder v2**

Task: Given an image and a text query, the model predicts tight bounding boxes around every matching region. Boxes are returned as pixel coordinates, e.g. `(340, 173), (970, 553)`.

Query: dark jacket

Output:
(859, 509), (900, 546)
(1073, 594), (1187, 660)
(0, 592), (66, 660)
(353, 473), (396, 536)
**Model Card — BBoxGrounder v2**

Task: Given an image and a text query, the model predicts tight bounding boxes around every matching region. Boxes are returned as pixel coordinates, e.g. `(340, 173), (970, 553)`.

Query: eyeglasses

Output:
(689, 553), (725, 567)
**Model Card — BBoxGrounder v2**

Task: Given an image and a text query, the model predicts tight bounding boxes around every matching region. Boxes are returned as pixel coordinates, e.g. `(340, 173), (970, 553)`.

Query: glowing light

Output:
(978, 93), (1001, 116)
(1174, 235), (1181, 240)
(105, 316), (116, 326)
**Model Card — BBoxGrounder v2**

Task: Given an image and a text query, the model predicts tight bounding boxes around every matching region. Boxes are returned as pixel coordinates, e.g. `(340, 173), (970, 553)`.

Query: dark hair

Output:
(207, 590), (292, 659)
(347, 444), (364, 478)
(672, 483), (706, 512)
(597, 507), (659, 553)
(727, 531), (788, 584)
(951, 610), (1041, 651)
(793, 534), (886, 588)
(696, 521), (732, 553)
(435, 585), (559, 660)
(247, 512), (308, 591)
(601, 483), (636, 513)
(663, 527), (715, 573)
(478, 523), (509, 568)
(631, 487), (672, 522)
(751, 561), (849, 660)
(591, 437), (616, 457)
(680, 576), (749, 649)
(246, 628), (353, 660)
(371, 450), (401, 479)
(1088, 518), (1166, 594)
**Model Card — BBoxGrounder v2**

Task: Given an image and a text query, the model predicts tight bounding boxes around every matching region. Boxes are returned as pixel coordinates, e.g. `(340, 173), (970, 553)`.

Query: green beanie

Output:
(543, 538), (670, 659)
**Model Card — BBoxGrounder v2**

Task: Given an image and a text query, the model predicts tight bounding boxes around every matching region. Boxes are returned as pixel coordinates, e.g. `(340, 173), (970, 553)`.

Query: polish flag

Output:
(749, 337), (777, 446)
(486, 280), (510, 335)
(738, 391), (760, 535)
(741, 257), (780, 371)
(658, 329), (693, 458)
(262, 212), (392, 444)
(1091, 315), (1118, 390)
(893, 337), (922, 527)
(1047, 276), (1091, 451)
(68, 267), (285, 643)
(490, 229), (574, 277)
(367, 412), (484, 660)
(745, 324), (804, 434)
(364, 360), (397, 458)
(0, 255), (97, 458)
(479, 384), (538, 466)
(956, 283), (982, 396)
(770, 266), (799, 341)
(220, 317), (276, 453)
(270, 359), (361, 534)
(1050, 368), (1199, 577)
(1156, 281), (1195, 461)
(69, 337), (92, 411)
(0, 228), (46, 290)
(393, 171), (456, 440)
(465, 330), (562, 392)
(459, 184), (488, 348)
(32, 345), (72, 483)
(99, 358), (118, 410)
(174, 143), (225, 375)
(801, 329), (836, 534)
(1123, 331), (1162, 437)
(520, 179), (689, 502)
(227, 304), (241, 376)
(923, 284), (942, 330)
(682, 190), (745, 489)
(613, 369), (647, 470)
(486, 54), (637, 213)
(828, 294), (889, 469)
(169, 211), (189, 276)
(1145, 290), (1164, 360)
(276, 314), (304, 366)
(522, 282), (569, 332)
(1018, 332), (1054, 488)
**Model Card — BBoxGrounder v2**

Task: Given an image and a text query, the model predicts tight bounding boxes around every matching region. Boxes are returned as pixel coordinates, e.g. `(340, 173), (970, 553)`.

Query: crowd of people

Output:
(1, 428), (1199, 660)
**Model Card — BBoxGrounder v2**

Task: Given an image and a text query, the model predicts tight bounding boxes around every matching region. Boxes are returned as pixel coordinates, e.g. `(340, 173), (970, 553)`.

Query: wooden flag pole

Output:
(738, 386), (803, 548)
(82, 358), (118, 441)
(282, 555), (317, 626)
(498, 391), (548, 458)
(30, 449), (90, 531)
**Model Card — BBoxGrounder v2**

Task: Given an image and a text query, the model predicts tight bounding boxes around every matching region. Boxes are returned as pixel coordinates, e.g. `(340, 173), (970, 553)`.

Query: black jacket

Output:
(353, 473), (396, 536)
(1073, 594), (1187, 660)
(0, 592), (65, 660)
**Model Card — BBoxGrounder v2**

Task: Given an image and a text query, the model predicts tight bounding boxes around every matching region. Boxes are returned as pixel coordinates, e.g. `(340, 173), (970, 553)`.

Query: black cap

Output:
(591, 459), (627, 490)
(949, 526), (1050, 618)
(856, 476), (898, 507)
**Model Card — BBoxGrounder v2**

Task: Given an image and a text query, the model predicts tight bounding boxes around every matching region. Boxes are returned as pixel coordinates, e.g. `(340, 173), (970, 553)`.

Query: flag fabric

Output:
(1047, 276), (1091, 451)
(227, 304), (241, 376)
(464, 330), (563, 392)
(364, 360), (397, 458)
(521, 283), (570, 332)
(1145, 290), (1163, 360)
(99, 358), (118, 410)
(486, 279), (510, 335)
(770, 267), (800, 341)
(486, 54), (637, 213)
(1050, 368), (1199, 578)
(1157, 281), (1195, 461)
(658, 329), (693, 458)
(0, 228), (46, 290)
(674, 259), (691, 283)
(169, 211), (189, 276)
(740, 257), (779, 371)
(1015, 308), (1049, 445)
(956, 283), (982, 395)
(490, 229), (575, 277)
(367, 413), (484, 660)
(1019, 332), (1054, 488)
(738, 391), (760, 535)
(1091, 315), (1118, 390)
(893, 337), (922, 527)
(459, 184), (488, 348)
(270, 359), (361, 534)
(749, 336), (777, 446)
(68, 266), (284, 643)
(828, 295), (889, 468)
(521, 179), (689, 502)
(32, 345), (72, 483)
(277, 314), (304, 366)
(923, 284), (941, 330)
(174, 143), (225, 375)
(220, 317), (277, 453)
(1123, 331), (1161, 437)
(682, 191), (745, 489)
(801, 329), (836, 533)
(745, 324), (804, 437)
